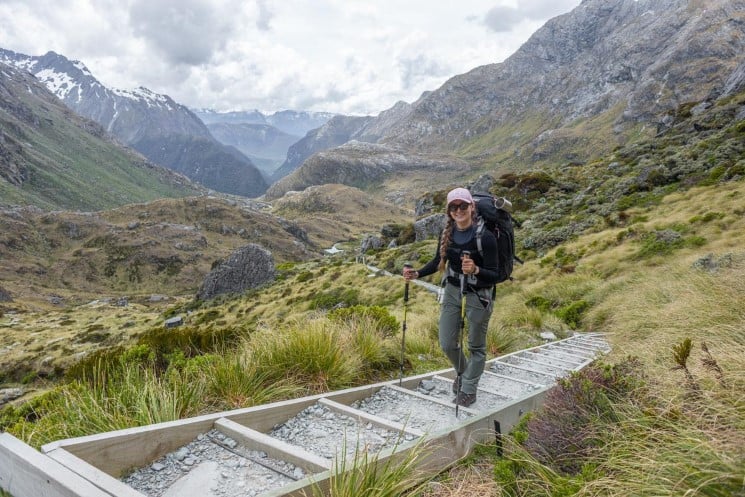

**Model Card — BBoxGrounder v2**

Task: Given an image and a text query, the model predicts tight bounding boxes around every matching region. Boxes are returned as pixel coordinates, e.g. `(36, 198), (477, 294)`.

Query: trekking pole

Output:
(455, 251), (470, 418)
(400, 263), (412, 386)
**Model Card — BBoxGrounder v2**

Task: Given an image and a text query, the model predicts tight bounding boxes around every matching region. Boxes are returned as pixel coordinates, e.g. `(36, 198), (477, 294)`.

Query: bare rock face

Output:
(379, 0), (745, 149)
(196, 244), (276, 301)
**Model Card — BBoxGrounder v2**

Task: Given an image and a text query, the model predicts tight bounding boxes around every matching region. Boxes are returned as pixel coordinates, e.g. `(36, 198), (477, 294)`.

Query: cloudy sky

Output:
(1, 0), (581, 116)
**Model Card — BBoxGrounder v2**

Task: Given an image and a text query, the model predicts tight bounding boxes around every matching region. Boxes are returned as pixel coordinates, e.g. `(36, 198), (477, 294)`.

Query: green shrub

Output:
(21, 371), (38, 385)
(635, 230), (707, 259)
(689, 211), (725, 224)
(309, 288), (360, 310)
(133, 325), (245, 372)
(328, 305), (399, 337)
(395, 223), (416, 245)
(0, 387), (66, 432)
(276, 262), (297, 272)
(525, 295), (553, 312)
(555, 300), (589, 329)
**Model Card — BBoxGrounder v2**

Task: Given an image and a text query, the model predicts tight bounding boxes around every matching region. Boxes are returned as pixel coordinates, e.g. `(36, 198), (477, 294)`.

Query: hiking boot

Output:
(452, 377), (461, 394)
(453, 391), (477, 407)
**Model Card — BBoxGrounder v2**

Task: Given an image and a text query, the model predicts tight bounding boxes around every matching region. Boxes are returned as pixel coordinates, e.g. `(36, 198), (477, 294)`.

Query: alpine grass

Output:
(311, 435), (425, 497)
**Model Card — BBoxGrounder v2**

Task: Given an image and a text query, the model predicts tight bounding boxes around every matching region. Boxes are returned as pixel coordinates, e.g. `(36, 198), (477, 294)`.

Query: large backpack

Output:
(472, 193), (522, 283)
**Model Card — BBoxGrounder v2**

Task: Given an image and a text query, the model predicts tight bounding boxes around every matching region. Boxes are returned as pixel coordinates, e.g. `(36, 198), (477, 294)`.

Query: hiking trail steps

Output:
(1, 333), (610, 497)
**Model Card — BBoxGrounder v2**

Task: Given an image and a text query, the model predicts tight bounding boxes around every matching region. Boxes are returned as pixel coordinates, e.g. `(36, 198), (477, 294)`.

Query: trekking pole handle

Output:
(403, 263), (412, 300)
(460, 251), (472, 295)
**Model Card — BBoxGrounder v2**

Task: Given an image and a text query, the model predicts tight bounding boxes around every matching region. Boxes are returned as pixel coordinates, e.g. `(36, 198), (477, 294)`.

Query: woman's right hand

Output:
(403, 266), (418, 281)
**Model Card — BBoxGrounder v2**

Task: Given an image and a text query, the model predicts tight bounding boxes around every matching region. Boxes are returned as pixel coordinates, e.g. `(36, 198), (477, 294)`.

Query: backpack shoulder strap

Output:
(475, 216), (486, 257)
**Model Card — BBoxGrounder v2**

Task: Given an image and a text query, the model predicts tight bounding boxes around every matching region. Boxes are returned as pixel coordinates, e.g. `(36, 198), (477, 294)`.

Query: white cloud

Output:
(0, 0), (582, 115)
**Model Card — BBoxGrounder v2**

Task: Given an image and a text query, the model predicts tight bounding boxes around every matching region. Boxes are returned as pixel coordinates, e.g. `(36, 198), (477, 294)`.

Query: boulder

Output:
(414, 214), (447, 242)
(0, 387), (24, 405)
(360, 235), (383, 253)
(467, 174), (495, 195)
(196, 244), (276, 301)
(414, 194), (437, 218)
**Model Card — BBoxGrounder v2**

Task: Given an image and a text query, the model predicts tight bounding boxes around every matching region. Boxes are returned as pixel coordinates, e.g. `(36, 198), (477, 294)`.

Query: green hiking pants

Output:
(439, 281), (494, 395)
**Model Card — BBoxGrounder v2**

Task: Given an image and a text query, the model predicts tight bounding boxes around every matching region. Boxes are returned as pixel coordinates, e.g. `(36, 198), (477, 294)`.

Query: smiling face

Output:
(448, 201), (474, 229)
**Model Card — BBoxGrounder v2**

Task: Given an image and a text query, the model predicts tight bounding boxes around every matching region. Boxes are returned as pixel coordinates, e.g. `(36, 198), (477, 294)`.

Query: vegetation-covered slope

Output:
(1, 51), (744, 497)
(0, 64), (203, 211)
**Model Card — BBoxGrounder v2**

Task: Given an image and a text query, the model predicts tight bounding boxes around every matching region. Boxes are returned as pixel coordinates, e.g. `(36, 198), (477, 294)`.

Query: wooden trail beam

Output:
(0, 433), (112, 497)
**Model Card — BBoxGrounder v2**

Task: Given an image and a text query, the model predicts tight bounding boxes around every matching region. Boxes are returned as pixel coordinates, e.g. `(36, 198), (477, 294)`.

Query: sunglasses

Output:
(448, 202), (470, 212)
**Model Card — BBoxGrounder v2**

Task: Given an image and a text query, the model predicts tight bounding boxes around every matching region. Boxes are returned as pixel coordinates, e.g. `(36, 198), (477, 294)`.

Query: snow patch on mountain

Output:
(34, 68), (80, 100)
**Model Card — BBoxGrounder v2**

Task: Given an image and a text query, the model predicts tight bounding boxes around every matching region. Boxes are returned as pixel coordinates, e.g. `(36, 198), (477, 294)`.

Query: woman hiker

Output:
(403, 187), (498, 407)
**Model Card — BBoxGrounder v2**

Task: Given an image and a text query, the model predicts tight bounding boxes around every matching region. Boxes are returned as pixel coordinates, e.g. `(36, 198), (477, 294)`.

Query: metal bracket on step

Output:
(494, 420), (503, 457)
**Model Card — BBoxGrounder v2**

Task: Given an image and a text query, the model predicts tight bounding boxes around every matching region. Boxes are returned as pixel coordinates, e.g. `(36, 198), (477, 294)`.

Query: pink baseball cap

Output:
(446, 187), (473, 206)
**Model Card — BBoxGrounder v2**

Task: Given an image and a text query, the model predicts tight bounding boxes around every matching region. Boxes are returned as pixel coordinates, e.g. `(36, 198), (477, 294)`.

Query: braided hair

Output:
(437, 217), (455, 272)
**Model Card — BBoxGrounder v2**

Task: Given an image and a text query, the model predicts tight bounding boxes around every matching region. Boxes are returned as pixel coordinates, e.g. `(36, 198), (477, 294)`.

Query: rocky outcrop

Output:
(360, 235), (383, 253)
(0, 387), (23, 405)
(414, 214), (447, 242)
(467, 174), (496, 195)
(0, 131), (26, 187)
(270, 102), (413, 183)
(261, 0), (745, 202)
(196, 244), (276, 301)
(271, 115), (374, 183)
(265, 141), (469, 200)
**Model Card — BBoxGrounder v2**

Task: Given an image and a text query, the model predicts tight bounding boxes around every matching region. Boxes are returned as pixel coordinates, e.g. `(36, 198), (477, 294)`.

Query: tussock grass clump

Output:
(245, 313), (402, 393)
(314, 437), (425, 497)
(246, 318), (360, 393)
(135, 324), (245, 361)
(486, 322), (525, 357)
(2, 363), (205, 447)
(195, 354), (300, 409)
(65, 323), (246, 381)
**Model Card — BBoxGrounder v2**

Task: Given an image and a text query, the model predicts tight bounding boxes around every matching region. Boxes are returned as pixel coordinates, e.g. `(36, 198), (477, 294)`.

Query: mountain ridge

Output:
(0, 49), (269, 197)
(0, 61), (204, 210)
(273, 0), (745, 199)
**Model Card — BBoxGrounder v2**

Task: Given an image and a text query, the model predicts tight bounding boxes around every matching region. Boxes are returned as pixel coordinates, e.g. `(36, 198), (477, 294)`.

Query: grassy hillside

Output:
(0, 95), (743, 497)
(1, 172), (742, 495)
(0, 186), (412, 382)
